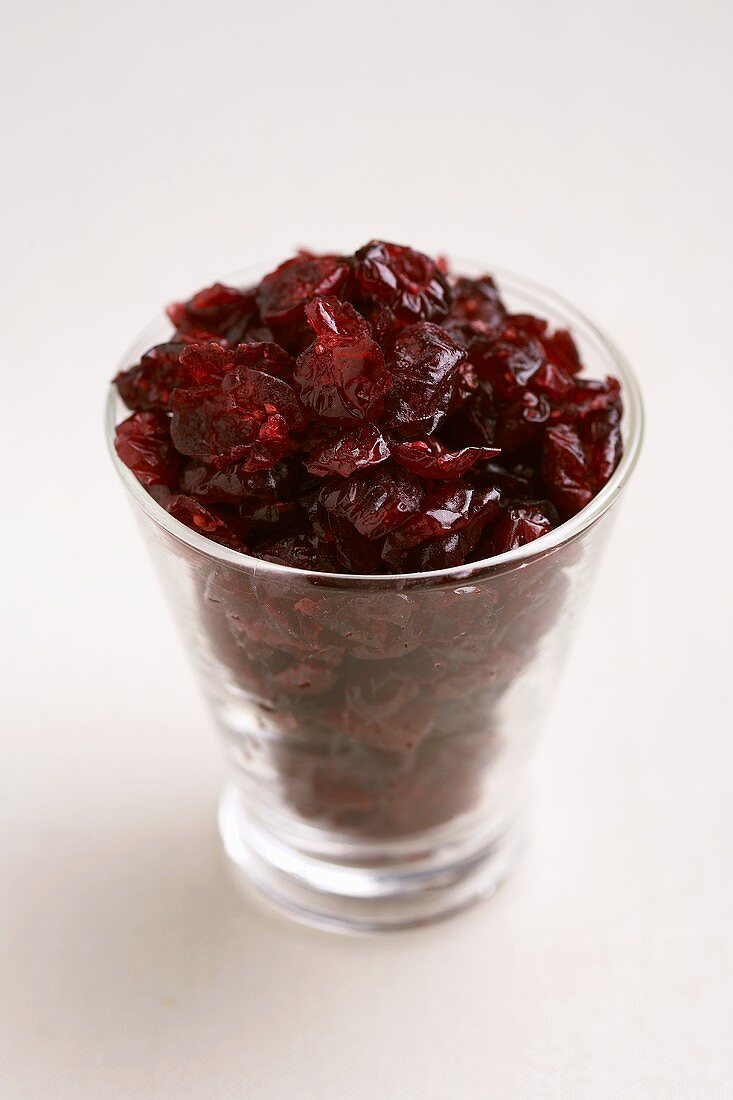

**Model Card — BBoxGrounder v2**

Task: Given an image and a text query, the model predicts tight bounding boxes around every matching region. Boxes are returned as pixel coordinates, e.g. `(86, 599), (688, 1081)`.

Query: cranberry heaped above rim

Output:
(114, 241), (623, 573)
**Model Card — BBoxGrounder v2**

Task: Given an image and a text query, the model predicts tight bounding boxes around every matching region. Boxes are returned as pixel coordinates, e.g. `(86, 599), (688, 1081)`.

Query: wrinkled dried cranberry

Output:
(354, 240), (452, 325)
(319, 463), (423, 540)
(320, 512), (387, 574)
(481, 502), (557, 555)
(470, 321), (546, 398)
(177, 341), (295, 387)
(517, 317), (583, 378)
(557, 376), (622, 421)
(391, 439), (500, 479)
(306, 424), (390, 477)
(257, 253), (350, 329)
(586, 408), (623, 489)
(259, 533), (340, 572)
(394, 530), (474, 572)
(385, 483), (502, 551)
(167, 284), (257, 344)
(542, 408), (622, 519)
(385, 323), (465, 437)
(545, 327), (583, 376)
(114, 410), (180, 491)
(240, 498), (303, 543)
(446, 275), (506, 339)
(115, 342), (191, 411)
(542, 423), (593, 517)
(164, 493), (246, 550)
(171, 367), (304, 471)
(180, 456), (297, 504)
(226, 340), (295, 382)
(294, 297), (391, 422)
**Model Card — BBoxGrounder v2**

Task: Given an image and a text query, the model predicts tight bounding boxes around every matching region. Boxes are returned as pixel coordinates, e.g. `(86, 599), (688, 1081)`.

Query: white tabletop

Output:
(3, 1), (732, 1096)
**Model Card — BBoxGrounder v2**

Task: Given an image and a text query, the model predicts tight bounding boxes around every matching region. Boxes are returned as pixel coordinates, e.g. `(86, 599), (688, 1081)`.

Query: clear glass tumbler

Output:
(106, 265), (643, 932)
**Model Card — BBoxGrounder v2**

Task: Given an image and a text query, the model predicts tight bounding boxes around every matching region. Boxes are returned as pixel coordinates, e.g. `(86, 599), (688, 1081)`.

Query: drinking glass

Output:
(107, 263), (643, 932)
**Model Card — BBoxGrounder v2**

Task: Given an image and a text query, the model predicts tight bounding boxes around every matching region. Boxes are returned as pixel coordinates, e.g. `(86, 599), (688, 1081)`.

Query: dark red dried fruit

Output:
(587, 409), (623, 488)
(180, 457), (297, 504)
(385, 483), (502, 551)
(164, 494), (246, 550)
(385, 323), (465, 437)
(514, 316), (583, 379)
(391, 439), (500, 479)
(225, 340), (295, 382)
(446, 275), (506, 339)
(171, 368), (304, 471)
(113, 242), (623, 575)
(319, 463), (424, 540)
(257, 254), (350, 328)
(115, 342), (190, 411)
(177, 341), (295, 387)
(481, 502), (557, 556)
(259, 533), (340, 572)
(556, 376), (622, 421)
(354, 240), (452, 325)
(396, 530), (474, 572)
(306, 424), (390, 477)
(114, 410), (180, 490)
(470, 321), (546, 399)
(541, 423), (594, 517)
(167, 284), (257, 344)
(294, 297), (391, 422)
(320, 512), (387, 573)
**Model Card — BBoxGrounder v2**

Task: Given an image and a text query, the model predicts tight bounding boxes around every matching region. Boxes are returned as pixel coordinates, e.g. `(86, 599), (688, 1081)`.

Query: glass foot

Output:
(218, 786), (524, 934)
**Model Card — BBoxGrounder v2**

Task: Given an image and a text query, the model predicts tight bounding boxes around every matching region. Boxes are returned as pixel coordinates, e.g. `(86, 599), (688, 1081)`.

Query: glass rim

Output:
(105, 264), (644, 590)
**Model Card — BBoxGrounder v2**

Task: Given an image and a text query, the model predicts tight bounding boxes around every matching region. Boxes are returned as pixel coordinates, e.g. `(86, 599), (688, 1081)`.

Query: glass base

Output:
(218, 786), (524, 934)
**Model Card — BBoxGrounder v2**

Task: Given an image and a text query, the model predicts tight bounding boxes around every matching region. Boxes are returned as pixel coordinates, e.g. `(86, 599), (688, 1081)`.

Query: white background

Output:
(2, 1), (732, 1096)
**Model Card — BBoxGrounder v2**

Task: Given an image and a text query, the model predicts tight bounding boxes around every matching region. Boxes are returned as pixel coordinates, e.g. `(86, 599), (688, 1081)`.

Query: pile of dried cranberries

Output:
(114, 241), (622, 573)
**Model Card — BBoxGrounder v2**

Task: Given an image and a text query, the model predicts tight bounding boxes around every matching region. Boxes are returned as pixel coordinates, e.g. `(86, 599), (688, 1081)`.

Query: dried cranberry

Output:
(541, 423), (593, 517)
(227, 341), (295, 382)
(240, 499), (304, 543)
(114, 410), (180, 491)
(307, 425), (390, 477)
(586, 408), (623, 489)
(480, 502), (557, 556)
(543, 327), (583, 377)
(321, 513), (387, 574)
(259, 533), (340, 572)
(394, 530), (474, 573)
(473, 461), (538, 500)
(319, 463), (424, 540)
(354, 240), (452, 325)
(470, 322), (546, 399)
(257, 253), (350, 328)
(114, 342), (191, 411)
(385, 323), (465, 437)
(294, 297), (391, 422)
(177, 341), (295, 387)
(384, 483), (502, 551)
(180, 457), (297, 504)
(556, 376), (622, 421)
(446, 275), (506, 338)
(177, 343), (234, 386)
(391, 439), (500, 479)
(164, 494), (246, 550)
(167, 284), (257, 344)
(171, 368), (304, 471)
(113, 244), (623, 574)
